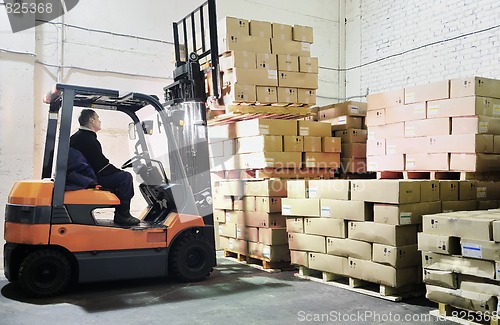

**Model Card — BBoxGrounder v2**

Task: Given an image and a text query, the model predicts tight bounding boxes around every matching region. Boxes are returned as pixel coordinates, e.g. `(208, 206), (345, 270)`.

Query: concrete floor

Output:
(0, 252), (455, 325)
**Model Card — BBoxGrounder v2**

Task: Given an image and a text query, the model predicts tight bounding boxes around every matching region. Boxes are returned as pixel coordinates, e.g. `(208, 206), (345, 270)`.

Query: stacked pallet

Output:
(218, 16), (318, 111)
(366, 76), (500, 172)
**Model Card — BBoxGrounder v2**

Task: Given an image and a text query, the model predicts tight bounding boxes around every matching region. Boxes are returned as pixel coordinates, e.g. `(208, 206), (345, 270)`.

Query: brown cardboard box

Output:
(478, 200), (500, 209)
(218, 17), (249, 36)
(329, 116), (364, 131)
(214, 209), (226, 223)
(216, 180), (245, 196)
(341, 158), (367, 173)
(272, 23), (293, 40)
(405, 153), (449, 171)
(293, 25), (314, 43)
(422, 252), (495, 279)
(209, 141), (224, 157)
(495, 135), (500, 153)
(423, 269), (458, 289)
(298, 56), (318, 73)
(258, 228), (288, 245)
(245, 180), (287, 197)
(450, 153), (500, 172)
(459, 180), (478, 201)
(422, 213), (494, 240)
(367, 89), (404, 110)
(309, 253), (348, 275)
(366, 139), (385, 156)
(256, 53), (277, 70)
(222, 84), (256, 105)
(219, 222), (237, 238)
(322, 137), (342, 153)
(491, 220), (500, 242)
(404, 118), (451, 137)
(255, 196), (281, 213)
(233, 196), (256, 212)
(452, 116), (500, 135)
(303, 153), (340, 168)
(303, 136), (322, 152)
(341, 143), (366, 158)
(282, 198), (320, 217)
(320, 101), (367, 119)
(428, 134), (494, 154)
(277, 87), (298, 104)
(290, 250), (308, 267)
(366, 109), (386, 127)
(421, 181), (440, 202)
(286, 217), (304, 233)
(326, 237), (371, 260)
(236, 226), (259, 242)
(236, 135), (282, 154)
(334, 129), (368, 143)
(308, 180), (350, 200)
(386, 137), (428, 155)
(248, 242), (290, 261)
(249, 20), (272, 38)
(425, 285), (497, 312)
(461, 239), (500, 261)
(427, 96), (500, 118)
(223, 139), (236, 156)
(287, 180), (308, 199)
(256, 86), (278, 103)
(404, 80), (450, 104)
(237, 152), (302, 169)
(219, 51), (257, 70)
(220, 237), (248, 254)
(219, 35), (271, 53)
(348, 258), (419, 288)
(321, 199), (373, 221)
(283, 136), (303, 152)
(348, 221), (418, 246)
(224, 68), (277, 87)
(304, 218), (346, 238)
(450, 77), (500, 99)
(213, 194), (233, 210)
(367, 154), (405, 172)
(297, 89), (316, 105)
(298, 121), (332, 137)
(208, 123), (237, 140)
(244, 212), (286, 228)
(351, 180), (421, 204)
(374, 201), (442, 225)
(460, 280), (500, 296)
(236, 118), (297, 137)
(478, 182), (500, 201)
(417, 232), (461, 255)
(441, 200), (478, 212)
(277, 54), (299, 72)
(278, 71), (318, 89)
(271, 39), (310, 56)
(385, 103), (426, 124)
(288, 233), (326, 253)
(368, 123), (405, 139)
(440, 180), (459, 201)
(372, 244), (420, 268)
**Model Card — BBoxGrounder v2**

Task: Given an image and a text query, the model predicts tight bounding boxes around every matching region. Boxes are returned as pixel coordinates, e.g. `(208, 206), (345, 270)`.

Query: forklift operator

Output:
(70, 109), (140, 226)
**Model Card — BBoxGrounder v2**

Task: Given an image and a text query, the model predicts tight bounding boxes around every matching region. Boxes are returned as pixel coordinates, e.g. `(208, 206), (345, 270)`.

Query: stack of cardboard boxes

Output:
(366, 77), (500, 172)
(419, 209), (500, 313)
(218, 17), (318, 109)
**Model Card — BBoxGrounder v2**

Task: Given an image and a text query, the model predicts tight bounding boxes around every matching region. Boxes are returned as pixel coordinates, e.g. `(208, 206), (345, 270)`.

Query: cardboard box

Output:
(405, 153), (449, 171)
(288, 233), (326, 253)
(452, 116), (500, 135)
(255, 196), (281, 213)
(366, 139), (385, 156)
(404, 118), (451, 137)
(243, 212), (285, 228)
(460, 280), (500, 297)
(256, 53), (277, 70)
(290, 250), (308, 267)
(386, 137), (428, 155)
(340, 158), (367, 173)
(218, 17), (249, 37)
(298, 121), (332, 137)
(236, 135), (282, 154)
(427, 96), (500, 118)
(450, 153), (500, 172)
(417, 232), (461, 255)
(451, 77), (500, 99)
(208, 123), (237, 140)
(425, 285), (497, 313)
(271, 39), (310, 56)
(236, 118), (297, 137)
(237, 152), (302, 169)
(222, 84), (256, 105)
(256, 86), (278, 103)
(459, 181), (478, 201)
(303, 153), (340, 168)
(216, 180), (245, 197)
(298, 56), (318, 73)
(329, 116), (364, 131)
(439, 180), (459, 201)
(213, 209), (227, 223)
(248, 242), (290, 261)
(220, 237), (248, 254)
(219, 222), (237, 238)
(366, 109), (386, 127)
(219, 35), (271, 53)
(374, 201), (442, 225)
(422, 213), (494, 240)
(236, 226), (259, 242)
(367, 154), (405, 172)
(348, 258), (419, 288)
(334, 129), (368, 143)
(368, 123), (405, 139)
(272, 23), (293, 40)
(224, 67), (277, 87)
(283, 136), (303, 152)
(348, 221), (418, 246)
(422, 252), (495, 279)
(219, 51), (257, 70)
(341, 143), (366, 158)
(249, 20), (272, 38)
(287, 180), (308, 199)
(223, 139), (236, 156)
(421, 180), (440, 202)
(495, 135), (500, 153)
(461, 239), (500, 261)
(303, 136), (322, 152)
(372, 244), (420, 268)
(385, 103), (426, 124)
(367, 89), (404, 110)
(428, 134), (494, 154)
(308, 180), (350, 200)
(277, 87), (298, 104)
(233, 196), (256, 212)
(322, 137), (342, 153)
(478, 200), (500, 210)
(209, 141), (224, 157)
(351, 180), (421, 204)
(304, 218), (346, 238)
(297, 89), (316, 105)
(213, 193), (233, 210)
(277, 54), (299, 72)
(286, 217), (304, 233)
(326, 237), (372, 260)
(258, 228), (288, 245)
(404, 80), (450, 104)
(309, 253), (348, 275)
(278, 71), (318, 89)
(423, 269), (457, 289)
(293, 25), (314, 43)
(282, 198), (320, 217)
(441, 200), (478, 212)
(321, 199), (373, 221)
(320, 101), (367, 119)
(245, 180), (287, 197)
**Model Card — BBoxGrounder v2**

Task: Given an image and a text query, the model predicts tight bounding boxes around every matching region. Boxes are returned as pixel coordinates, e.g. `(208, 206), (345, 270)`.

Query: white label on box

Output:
(263, 246), (271, 259)
(225, 212), (230, 222)
(462, 243), (482, 259)
(228, 239), (234, 249)
(321, 207), (331, 217)
(309, 188), (317, 198)
(350, 106), (359, 114)
(428, 105), (440, 115)
(368, 131), (375, 138)
(259, 125), (270, 134)
(414, 104), (425, 114)
(236, 228), (241, 238)
(497, 266), (500, 281)
(282, 205), (292, 215)
(405, 125), (416, 137)
(494, 105), (500, 116)
(301, 42), (310, 51)
(368, 162), (376, 170)
(406, 158), (416, 169)
(386, 144), (396, 155)
(218, 225), (223, 233)
(479, 121), (489, 133)
(300, 127), (310, 136)
(399, 212), (412, 225)
(405, 92), (415, 103)
(337, 116), (347, 125)
(268, 70), (278, 80)
(477, 187), (487, 198)
(265, 157), (275, 167)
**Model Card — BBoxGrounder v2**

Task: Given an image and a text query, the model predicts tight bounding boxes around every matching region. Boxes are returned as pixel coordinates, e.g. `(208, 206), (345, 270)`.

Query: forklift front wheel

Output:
(170, 234), (214, 282)
(18, 249), (72, 297)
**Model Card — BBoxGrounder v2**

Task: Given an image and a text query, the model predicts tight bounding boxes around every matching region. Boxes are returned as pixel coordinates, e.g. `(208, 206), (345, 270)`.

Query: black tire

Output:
(170, 234), (214, 282)
(18, 249), (72, 297)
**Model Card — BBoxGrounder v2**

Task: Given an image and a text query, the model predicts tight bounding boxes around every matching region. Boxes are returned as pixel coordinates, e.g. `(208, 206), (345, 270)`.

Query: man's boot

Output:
(114, 202), (140, 226)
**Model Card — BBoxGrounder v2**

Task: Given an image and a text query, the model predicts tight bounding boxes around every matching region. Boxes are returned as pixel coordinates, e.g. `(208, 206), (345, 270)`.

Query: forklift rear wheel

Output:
(170, 234), (213, 282)
(18, 249), (72, 297)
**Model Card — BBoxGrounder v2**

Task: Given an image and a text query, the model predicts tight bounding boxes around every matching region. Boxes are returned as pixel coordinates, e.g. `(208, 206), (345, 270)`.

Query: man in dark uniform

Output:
(70, 109), (140, 226)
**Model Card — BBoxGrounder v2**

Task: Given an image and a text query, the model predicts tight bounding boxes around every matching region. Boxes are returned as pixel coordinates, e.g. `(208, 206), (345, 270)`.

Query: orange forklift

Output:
(4, 0), (221, 296)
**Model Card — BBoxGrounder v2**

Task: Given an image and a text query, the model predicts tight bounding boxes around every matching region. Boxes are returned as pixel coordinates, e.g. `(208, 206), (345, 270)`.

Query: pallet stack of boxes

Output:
(218, 16), (318, 109)
(366, 76), (500, 173)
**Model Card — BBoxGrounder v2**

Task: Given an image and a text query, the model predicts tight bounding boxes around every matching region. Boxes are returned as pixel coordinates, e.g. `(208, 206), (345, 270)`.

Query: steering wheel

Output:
(121, 153), (145, 169)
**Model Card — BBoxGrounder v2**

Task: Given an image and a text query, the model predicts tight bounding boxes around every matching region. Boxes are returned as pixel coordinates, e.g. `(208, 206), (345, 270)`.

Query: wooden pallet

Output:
(338, 172), (377, 180)
(377, 171), (500, 181)
(295, 266), (424, 302)
(208, 107), (313, 126)
(223, 249), (293, 273)
(212, 168), (337, 180)
(429, 303), (499, 325)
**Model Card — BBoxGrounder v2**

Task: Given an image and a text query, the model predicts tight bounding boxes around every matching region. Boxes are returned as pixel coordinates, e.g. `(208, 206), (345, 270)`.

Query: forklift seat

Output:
(64, 189), (120, 205)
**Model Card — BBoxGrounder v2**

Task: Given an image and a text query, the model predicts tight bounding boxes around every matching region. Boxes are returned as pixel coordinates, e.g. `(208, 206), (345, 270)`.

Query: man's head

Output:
(78, 109), (101, 132)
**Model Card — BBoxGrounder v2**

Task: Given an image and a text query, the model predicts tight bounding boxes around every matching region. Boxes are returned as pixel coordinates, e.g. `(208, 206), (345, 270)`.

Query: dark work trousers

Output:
(98, 170), (134, 206)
